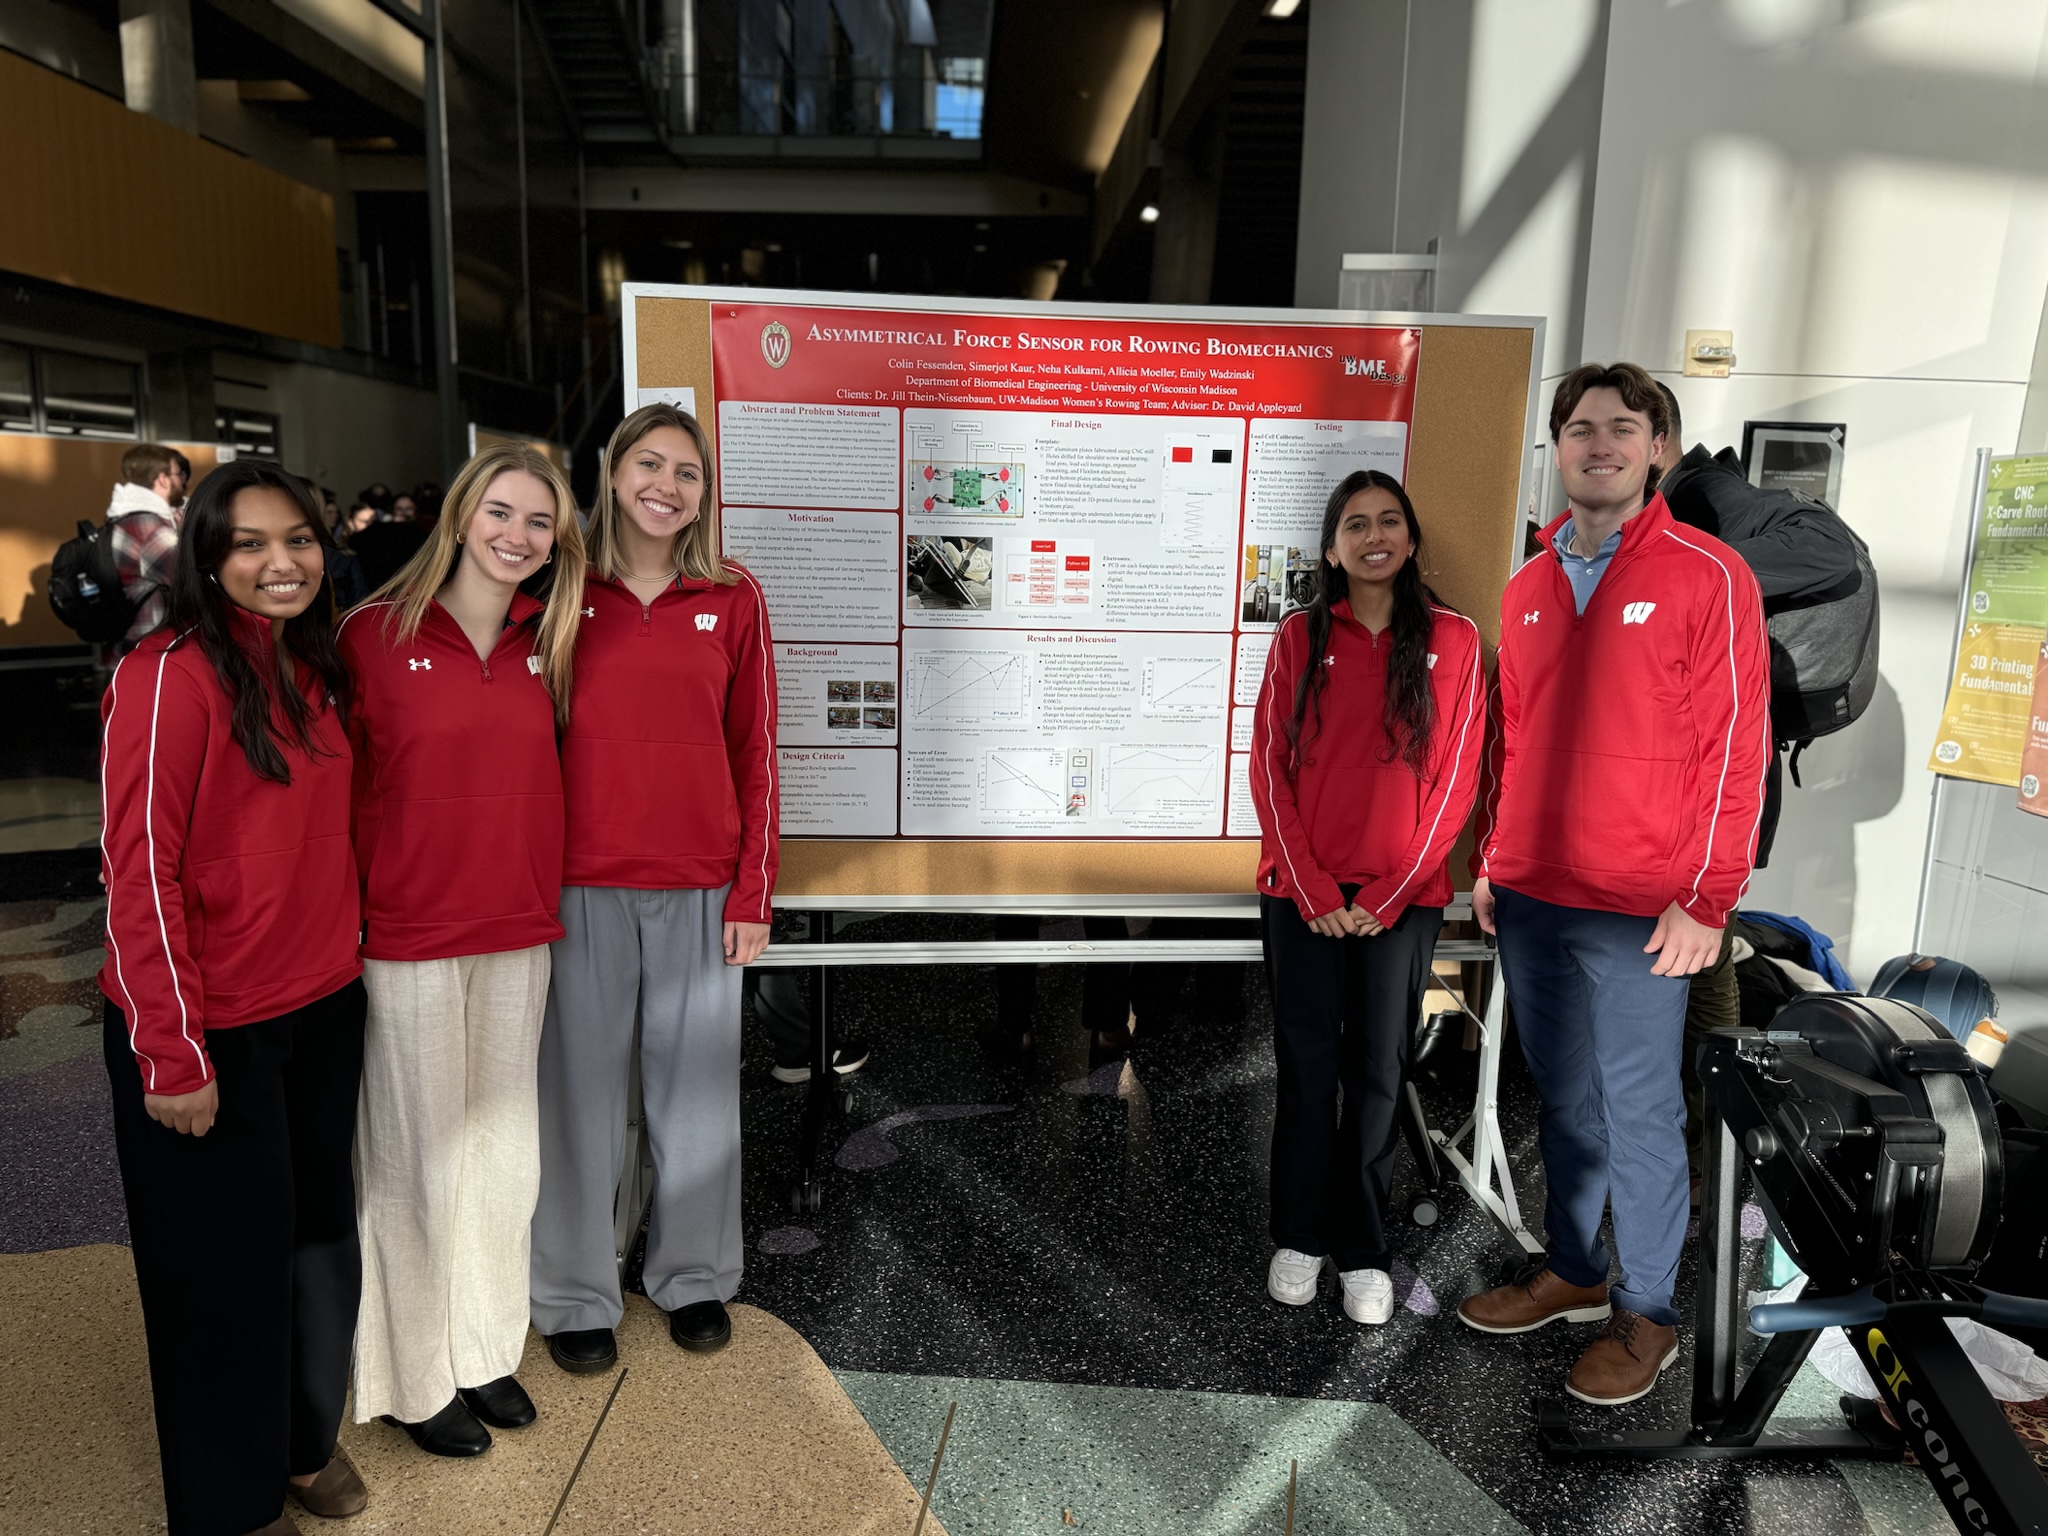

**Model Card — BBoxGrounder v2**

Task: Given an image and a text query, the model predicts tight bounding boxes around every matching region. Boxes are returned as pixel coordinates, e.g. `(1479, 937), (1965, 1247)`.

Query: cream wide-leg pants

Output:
(352, 945), (551, 1424)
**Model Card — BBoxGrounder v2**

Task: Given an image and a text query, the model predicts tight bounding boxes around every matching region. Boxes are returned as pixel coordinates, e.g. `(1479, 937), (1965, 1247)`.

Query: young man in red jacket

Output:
(1459, 362), (1771, 1405)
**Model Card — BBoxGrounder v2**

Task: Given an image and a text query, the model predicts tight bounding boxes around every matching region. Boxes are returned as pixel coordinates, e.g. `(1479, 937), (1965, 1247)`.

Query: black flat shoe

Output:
(379, 1397), (491, 1458)
(458, 1374), (536, 1429)
(668, 1299), (732, 1353)
(545, 1327), (617, 1375)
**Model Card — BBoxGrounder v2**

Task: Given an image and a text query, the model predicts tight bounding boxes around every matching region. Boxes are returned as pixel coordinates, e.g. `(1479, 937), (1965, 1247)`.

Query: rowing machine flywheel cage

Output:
(1762, 994), (2004, 1275)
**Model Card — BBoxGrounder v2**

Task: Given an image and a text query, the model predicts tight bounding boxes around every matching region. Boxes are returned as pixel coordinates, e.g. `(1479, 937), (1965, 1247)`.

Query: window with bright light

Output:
(934, 56), (984, 139)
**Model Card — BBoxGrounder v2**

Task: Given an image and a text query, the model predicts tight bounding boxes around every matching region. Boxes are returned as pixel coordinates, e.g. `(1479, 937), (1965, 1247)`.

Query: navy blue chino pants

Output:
(1493, 886), (1691, 1325)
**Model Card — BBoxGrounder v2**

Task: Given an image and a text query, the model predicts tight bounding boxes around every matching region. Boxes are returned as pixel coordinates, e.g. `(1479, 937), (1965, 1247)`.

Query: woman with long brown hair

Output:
(529, 403), (778, 1372)
(1249, 470), (1485, 1327)
(338, 444), (586, 1456)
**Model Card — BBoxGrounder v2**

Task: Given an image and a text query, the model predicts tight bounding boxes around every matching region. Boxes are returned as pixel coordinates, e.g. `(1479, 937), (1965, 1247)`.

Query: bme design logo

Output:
(761, 320), (792, 368)
(1340, 357), (1407, 382)
(695, 613), (719, 632)
(1621, 601), (1657, 626)
(408, 658), (431, 671)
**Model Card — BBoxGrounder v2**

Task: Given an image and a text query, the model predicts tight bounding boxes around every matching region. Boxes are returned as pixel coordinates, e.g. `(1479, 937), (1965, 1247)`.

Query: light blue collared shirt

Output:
(1553, 517), (1622, 615)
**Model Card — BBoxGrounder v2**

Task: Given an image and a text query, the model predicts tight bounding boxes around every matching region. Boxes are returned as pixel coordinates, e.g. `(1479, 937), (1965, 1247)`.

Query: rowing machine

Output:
(1537, 994), (2048, 1536)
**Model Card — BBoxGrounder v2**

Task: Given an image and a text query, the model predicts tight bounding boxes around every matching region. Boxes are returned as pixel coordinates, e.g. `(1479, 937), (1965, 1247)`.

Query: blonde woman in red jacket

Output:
(99, 460), (369, 1536)
(530, 403), (778, 1371)
(337, 444), (586, 1457)
(1249, 470), (1485, 1328)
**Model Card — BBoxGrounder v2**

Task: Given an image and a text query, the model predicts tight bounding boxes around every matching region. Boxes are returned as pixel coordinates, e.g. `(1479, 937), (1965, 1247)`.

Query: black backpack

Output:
(47, 511), (156, 645)
(1764, 498), (1880, 744)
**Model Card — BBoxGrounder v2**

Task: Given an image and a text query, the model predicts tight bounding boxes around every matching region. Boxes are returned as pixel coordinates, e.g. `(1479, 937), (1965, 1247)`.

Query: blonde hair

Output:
(367, 444), (588, 728)
(589, 403), (736, 586)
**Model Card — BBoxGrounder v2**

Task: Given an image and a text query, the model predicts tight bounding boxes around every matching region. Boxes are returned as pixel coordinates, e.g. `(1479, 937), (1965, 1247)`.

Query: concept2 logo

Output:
(1865, 1329), (1992, 1531)
(761, 321), (792, 368)
(695, 613), (719, 632)
(1622, 601), (1657, 626)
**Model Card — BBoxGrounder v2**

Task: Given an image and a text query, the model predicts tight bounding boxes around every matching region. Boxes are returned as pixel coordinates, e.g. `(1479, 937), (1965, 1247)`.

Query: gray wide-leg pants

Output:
(529, 884), (743, 1333)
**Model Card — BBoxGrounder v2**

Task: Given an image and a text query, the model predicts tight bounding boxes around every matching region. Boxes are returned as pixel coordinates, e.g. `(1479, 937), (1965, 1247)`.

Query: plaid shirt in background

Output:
(108, 506), (180, 652)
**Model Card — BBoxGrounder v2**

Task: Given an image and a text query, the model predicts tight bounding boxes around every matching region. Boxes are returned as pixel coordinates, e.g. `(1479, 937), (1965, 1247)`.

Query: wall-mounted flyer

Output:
(690, 299), (1420, 838)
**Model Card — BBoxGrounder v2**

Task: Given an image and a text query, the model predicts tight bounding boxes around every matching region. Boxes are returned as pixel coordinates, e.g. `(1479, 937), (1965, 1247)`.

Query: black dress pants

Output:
(1263, 895), (1442, 1273)
(103, 980), (367, 1536)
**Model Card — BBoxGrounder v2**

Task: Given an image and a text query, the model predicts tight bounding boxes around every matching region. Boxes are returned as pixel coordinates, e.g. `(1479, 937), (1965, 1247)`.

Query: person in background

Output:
(1251, 470), (1484, 1327)
(1460, 363), (1769, 1406)
(344, 503), (377, 538)
(297, 475), (367, 611)
(99, 460), (369, 1536)
(105, 444), (191, 654)
(530, 403), (777, 1373)
(391, 493), (419, 523)
(413, 481), (446, 527)
(349, 489), (431, 593)
(339, 445), (586, 1459)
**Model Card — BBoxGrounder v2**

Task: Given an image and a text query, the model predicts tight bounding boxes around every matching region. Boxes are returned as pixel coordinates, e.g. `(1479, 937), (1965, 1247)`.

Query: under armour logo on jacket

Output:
(408, 658), (431, 671)
(527, 656), (542, 674)
(695, 613), (718, 632)
(1522, 611), (1540, 625)
(1621, 601), (1657, 626)
(582, 606), (595, 618)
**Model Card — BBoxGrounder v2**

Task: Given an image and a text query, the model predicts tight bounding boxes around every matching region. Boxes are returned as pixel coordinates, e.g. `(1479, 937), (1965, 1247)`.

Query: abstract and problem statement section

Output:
(700, 299), (1420, 840)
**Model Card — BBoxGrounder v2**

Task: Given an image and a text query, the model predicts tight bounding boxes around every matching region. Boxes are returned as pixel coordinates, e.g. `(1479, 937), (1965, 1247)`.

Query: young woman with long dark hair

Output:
(338, 444), (587, 1456)
(98, 460), (370, 1535)
(1249, 470), (1485, 1326)
(529, 403), (777, 1371)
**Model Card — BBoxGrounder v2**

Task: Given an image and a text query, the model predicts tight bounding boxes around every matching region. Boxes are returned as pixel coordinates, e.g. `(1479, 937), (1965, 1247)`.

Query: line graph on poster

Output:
(980, 747), (1076, 817)
(1141, 655), (1227, 715)
(1101, 744), (1222, 819)
(909, 649), (1029, 723)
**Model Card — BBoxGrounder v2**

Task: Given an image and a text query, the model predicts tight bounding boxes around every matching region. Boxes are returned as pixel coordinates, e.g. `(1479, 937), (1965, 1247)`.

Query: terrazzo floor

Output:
(0, 897), (1997, 1534)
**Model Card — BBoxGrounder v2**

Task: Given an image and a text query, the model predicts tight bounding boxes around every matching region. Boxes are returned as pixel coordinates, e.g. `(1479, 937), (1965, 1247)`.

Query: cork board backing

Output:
(633, 296), (1531, 898)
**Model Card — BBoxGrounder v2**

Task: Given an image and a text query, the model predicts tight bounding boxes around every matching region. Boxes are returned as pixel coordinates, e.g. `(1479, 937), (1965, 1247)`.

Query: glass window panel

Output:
(39, 350), (138, 439)
(215, 407), (280, 459)
(0, 342), (33, 432)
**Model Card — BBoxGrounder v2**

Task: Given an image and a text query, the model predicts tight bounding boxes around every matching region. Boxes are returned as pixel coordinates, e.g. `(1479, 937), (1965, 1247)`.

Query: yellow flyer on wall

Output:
(1929, 622), (2042, 785)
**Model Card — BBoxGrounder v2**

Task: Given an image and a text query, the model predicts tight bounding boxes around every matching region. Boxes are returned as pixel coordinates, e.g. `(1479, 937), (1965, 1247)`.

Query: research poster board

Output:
(624, 287), (1541, 896)
(1929, 453), (2048, 788)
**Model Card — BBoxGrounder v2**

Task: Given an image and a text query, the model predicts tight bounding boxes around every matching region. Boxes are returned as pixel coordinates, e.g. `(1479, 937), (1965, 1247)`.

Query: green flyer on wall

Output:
(1930, 454), (2048, 785)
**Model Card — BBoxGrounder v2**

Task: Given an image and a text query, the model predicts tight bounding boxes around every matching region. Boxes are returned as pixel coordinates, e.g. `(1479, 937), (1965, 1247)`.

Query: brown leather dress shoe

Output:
(1457, 1266), (1612, 1334)
(288, 1446), (367, 1518)
(1566, 1308), (1680, 1405)
(243, 1514), (302, 1536)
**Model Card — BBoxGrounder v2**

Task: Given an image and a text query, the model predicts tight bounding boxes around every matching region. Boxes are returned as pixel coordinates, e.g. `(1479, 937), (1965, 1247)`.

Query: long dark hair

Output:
(1285, 470), (1445, 774)
(164, 459), (352, 783)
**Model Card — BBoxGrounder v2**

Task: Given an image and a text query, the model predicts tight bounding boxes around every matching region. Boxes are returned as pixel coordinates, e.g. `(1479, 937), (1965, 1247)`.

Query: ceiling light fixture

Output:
(1264, 0), (1302, 15)
(1139, 204), (1160, 223)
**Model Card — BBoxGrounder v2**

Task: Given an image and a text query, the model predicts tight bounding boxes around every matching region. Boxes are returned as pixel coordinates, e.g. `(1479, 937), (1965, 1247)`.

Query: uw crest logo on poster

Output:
(761, 321), (792, 368)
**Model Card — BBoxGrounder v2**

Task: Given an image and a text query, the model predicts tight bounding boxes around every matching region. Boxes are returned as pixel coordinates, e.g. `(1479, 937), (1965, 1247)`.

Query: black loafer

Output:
(379, 1397), (491, 1458)
(458, 1374), (536, 1429)
(545, 1327), (617, 1375)
(668, 1299), (732, 1353)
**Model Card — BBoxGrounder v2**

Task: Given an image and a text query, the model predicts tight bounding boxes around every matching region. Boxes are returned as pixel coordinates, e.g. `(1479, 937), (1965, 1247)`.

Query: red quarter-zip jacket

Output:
(560, 566), (778, 922)
(1252, 599), (1486, 926)
(1473, 495), (1771, 926)
(337, 593), (566, 961)
(98, 609), (361, 1097)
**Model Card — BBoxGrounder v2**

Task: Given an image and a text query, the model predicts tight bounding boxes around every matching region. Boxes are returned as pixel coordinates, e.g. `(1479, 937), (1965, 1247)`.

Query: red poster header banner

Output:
(709, 303), (1420, 422)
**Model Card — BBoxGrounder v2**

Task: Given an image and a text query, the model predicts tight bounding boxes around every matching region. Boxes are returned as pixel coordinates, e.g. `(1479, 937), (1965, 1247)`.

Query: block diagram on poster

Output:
(981, 746), (1090, 819)
(1101, 744), (1222, 822)
(1141, 654), (1227, 716)
(907, 647), (1029, 724)
(907, 415), (1026, 519)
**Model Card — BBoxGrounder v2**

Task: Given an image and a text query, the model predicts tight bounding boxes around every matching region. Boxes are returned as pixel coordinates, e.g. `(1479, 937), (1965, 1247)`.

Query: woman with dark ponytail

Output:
(98, 459), (371, 1534)
(1249, 469), (1485, 1327)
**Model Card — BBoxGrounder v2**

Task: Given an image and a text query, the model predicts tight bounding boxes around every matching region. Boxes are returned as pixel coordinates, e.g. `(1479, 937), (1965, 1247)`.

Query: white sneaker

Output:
(1267, 1248), (1326, 1305)
(1339, 1268), (1396, 1325)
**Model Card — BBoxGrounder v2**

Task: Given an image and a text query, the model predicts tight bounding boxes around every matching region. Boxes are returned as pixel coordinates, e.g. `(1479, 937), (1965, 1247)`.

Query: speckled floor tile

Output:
(0, 897), (107, 1084)
(0, 1051), (127, 1252)
(838, 1371), (1526, 1534)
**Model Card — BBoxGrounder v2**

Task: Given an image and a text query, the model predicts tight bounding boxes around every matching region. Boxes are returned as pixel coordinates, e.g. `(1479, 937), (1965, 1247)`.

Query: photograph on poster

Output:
(906, 535), (994, 610)
(1742, 421), (1846, 506)
(827, 679), (862, 702)
(1241, 543), (1318, 624)
(864, 680), (896, 702)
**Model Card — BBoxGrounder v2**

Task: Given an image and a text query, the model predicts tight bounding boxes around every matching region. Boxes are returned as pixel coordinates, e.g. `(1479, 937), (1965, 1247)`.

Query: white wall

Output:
(1582, 0), (2048, 981)
(1298, 0), (2048, 983)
